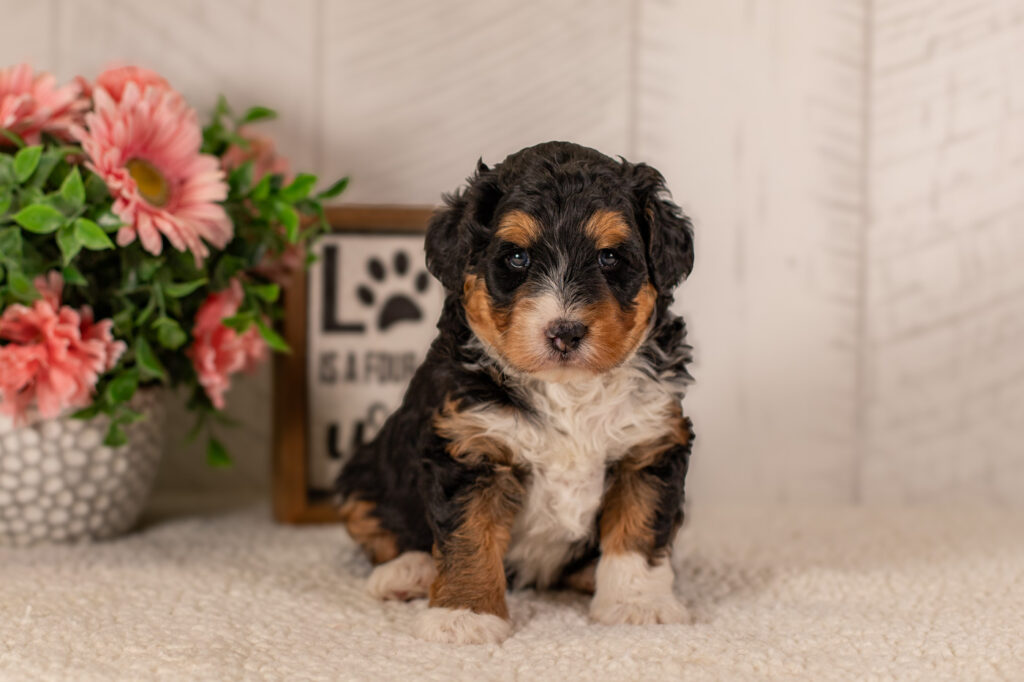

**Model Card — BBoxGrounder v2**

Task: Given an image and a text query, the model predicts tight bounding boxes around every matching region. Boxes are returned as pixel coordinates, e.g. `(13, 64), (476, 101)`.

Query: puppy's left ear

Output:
(426, 160), (502, 292)
(628, 163), (694, 293)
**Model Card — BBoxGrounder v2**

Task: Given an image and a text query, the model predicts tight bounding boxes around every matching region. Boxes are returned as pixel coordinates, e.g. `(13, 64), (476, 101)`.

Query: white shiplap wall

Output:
(637, 0), (866, 503)
(2, 0), (1021, 504)
(863, 0), (1024, 503)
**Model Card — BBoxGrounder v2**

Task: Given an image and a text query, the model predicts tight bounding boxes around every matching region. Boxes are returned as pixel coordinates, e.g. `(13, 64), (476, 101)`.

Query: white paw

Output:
(590, 595), (690, 625)
(367, 551), (436, 601)
(590, 552), (689, 625)
(414, 606), (511, 645)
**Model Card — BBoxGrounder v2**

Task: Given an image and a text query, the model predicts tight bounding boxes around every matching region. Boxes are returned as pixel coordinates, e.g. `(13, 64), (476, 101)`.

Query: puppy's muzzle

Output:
(545, 319), (587, 354)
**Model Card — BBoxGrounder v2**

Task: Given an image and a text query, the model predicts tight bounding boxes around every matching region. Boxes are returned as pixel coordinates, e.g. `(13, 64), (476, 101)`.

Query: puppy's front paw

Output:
(367, 551), (436, 601)
(414, 606), (511, 645)
(590, 595), (690, 625)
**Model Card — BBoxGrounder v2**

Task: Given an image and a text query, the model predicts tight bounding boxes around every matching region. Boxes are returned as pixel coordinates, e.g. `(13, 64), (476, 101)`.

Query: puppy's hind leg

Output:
(367, 551), (437, 601)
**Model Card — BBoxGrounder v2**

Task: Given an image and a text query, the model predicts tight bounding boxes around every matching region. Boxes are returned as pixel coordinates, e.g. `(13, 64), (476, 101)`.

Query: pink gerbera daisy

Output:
(72, 82), (232, 263)
(0, 64), (87, 144)
(91, 65), (172, 103)
(0, 274), (126, 422)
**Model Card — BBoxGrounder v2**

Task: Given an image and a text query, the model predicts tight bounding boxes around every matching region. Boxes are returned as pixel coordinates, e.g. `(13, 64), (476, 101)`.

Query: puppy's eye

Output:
(598, 249), (620, 270)
(506, 248), (530, 270)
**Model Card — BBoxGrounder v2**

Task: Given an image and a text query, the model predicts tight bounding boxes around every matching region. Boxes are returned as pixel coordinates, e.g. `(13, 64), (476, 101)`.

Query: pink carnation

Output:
(187, 280), (267, 410)
(0, 273), (126, 422)
(0, 64), (87, 144)
(221, 126), (291, 181)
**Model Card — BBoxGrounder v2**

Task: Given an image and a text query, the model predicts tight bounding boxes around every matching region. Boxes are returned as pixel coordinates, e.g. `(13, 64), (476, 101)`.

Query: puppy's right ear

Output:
(425, 160), (502, 292)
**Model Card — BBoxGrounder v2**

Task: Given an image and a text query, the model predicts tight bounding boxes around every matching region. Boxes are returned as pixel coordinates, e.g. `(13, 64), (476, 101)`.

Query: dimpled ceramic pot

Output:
(0, 389), (166, 546)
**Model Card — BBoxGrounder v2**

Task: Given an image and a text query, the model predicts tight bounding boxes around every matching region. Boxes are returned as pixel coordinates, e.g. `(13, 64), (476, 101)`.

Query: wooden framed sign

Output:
(273, 205), (443, 523)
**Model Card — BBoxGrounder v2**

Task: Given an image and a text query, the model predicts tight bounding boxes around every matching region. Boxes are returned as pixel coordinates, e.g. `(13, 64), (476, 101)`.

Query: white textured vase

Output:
(0, 389), (166, 546)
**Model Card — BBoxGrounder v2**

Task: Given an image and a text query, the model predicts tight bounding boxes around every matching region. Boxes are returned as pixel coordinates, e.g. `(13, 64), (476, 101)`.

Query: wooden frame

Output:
(272, 205), (435, 523)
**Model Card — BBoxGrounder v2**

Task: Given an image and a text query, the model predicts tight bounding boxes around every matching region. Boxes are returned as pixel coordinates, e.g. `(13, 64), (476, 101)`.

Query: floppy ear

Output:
(628, 163), (694, 294)
(425, 160), (502, 292)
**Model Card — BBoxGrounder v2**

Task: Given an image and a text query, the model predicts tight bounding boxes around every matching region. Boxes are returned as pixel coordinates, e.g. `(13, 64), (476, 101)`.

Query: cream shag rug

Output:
(1, 502), (1022, 681)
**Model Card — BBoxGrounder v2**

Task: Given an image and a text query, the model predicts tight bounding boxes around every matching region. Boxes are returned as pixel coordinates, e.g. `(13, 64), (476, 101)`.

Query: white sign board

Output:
(305, 233), (445, 494)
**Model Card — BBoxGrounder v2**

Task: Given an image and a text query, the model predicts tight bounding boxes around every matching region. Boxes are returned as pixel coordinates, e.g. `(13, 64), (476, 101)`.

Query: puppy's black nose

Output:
(546, 320), (587, 353)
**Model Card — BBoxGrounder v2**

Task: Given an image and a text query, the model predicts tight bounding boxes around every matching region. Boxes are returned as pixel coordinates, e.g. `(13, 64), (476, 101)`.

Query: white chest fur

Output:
(481, 361), (683, 587)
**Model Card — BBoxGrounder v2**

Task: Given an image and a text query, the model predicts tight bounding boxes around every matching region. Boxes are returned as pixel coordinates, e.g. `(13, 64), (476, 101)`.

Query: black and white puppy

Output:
(337, 141), (694, 645)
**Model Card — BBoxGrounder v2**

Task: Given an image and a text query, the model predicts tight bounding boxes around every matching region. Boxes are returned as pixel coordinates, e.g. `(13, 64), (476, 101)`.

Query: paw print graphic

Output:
(355, 250), (431, 332)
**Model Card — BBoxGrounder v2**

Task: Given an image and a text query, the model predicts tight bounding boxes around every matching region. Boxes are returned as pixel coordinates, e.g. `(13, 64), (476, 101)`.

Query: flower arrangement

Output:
(0, 64), (346, 463)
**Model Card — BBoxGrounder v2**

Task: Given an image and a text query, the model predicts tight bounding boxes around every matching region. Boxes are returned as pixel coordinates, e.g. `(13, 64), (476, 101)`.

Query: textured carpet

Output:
(1, 502), (1022, 681)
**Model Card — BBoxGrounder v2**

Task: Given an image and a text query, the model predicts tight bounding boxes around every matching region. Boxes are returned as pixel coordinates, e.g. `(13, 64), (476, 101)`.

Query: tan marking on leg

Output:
(429, 472), (523, 619)
(599, 415), (691, 559)
(339, 498), (400, 565)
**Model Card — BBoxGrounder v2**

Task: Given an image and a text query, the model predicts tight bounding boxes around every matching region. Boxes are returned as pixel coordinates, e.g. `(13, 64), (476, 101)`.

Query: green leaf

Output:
(0, 226), (22, 258)
(214, 94), (232, 119)
(96, 209), (122, 232)
(0, 129), (26, 148)
(250, 175), (271, 201)
(14, 204), (65, 233)
(7, 269), (36, 301)
(59, 166), (85, 208)
(165, 278), (207, 298)
(280, 173), (317, 202)
(247, 282), (280, 303)
(315, 176), (350, 200)
(106, 369), (139, 404)
(28, 150), (62, 189)
(213, 254), (246, 285)
(222, 311), (255, 332)
(134, 336), (167, 382)
(57, 223), (83, 265)
(228, 161), (253, 196)
(13, 146), (42, 183)
(62, 264), (88, 286)
(115, 407), (145, 425)
(112, 308), (133, 336)
(274, 201), (299, 242)
(255, 318), (290, 353)
(206, 437), (233, 468)
(134, 296), (156, 326)
(74, 217), (115, 250)
(84, 172), (109, 204)
(0, 191), (10, 217)
(239, 105), (277, 125)
(104, 423), (128, 447)
(139, 257), (162, 282)
(71, 404), (102, 420)
(153, 317), (187, 350)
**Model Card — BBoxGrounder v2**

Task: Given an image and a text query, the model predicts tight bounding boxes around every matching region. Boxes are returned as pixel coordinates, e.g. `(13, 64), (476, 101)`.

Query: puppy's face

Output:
(462, 208), (655, 381)
(427, 142), (693, 382)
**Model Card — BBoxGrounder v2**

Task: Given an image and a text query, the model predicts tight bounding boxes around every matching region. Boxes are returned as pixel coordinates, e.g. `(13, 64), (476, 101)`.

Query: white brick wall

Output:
(2, 0), (1021, 504)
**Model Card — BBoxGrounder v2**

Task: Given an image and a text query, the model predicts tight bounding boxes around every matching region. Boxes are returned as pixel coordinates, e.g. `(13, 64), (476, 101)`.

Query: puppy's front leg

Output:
(415, 464), (523, 645)
(591, 421), (692, 626)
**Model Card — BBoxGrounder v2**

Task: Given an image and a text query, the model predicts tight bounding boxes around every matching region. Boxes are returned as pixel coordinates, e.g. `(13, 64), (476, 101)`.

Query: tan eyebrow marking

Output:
(584, 210), (631, 250)
(495, 210), (542, 246)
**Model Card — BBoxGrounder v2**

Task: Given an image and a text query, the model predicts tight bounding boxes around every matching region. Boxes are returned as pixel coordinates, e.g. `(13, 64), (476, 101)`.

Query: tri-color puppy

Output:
(337, 141), (695, 645)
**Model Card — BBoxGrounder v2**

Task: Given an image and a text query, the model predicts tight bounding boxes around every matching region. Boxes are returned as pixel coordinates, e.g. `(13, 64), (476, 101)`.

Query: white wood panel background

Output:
(864, 0), (1024, 504)
(2, 0), (1021, 504)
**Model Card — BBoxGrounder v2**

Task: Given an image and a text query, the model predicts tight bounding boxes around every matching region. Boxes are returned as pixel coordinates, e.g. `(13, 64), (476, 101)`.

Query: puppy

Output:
(337, 141), (694, 645)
